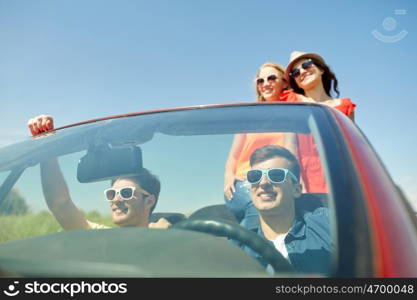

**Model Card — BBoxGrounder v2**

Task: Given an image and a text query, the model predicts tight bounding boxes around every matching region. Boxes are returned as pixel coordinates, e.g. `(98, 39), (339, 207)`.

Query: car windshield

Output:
(0, 103), (340, 277)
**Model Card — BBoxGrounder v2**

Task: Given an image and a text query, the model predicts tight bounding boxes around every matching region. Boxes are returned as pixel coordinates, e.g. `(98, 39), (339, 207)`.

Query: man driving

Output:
(243, 145), (333, 274)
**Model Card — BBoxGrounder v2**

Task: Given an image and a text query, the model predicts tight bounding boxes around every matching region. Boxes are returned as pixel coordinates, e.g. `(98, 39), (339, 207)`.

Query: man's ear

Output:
(144, 194), (156, 210)
(293, 182), (302, 198)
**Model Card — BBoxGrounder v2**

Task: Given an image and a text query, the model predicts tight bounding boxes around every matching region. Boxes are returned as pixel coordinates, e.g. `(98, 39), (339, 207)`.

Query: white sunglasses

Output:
(104, 186), (150, 201)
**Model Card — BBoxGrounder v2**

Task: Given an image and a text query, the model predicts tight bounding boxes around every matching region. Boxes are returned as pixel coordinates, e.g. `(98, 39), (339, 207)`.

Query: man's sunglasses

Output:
(104, 186), (150, 201)
(246, 168), (298, 185)
(255, 74), (280, 85)
(289, 59), (314, 79)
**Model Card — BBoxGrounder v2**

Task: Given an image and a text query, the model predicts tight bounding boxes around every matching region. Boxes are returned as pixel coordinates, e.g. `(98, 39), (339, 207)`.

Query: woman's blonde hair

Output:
(255, 62), (287, 102)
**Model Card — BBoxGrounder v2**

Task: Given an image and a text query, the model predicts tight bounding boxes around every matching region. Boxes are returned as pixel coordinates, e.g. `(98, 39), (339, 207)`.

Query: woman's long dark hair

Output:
(289, 58), (340, 98)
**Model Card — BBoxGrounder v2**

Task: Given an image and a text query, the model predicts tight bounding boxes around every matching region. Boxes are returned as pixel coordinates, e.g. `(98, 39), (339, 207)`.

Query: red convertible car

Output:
(0, 102), (416, 277)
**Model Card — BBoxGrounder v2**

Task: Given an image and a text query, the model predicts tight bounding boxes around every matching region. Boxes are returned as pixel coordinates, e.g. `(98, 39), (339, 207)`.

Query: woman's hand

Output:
(224, 173), (236, 201)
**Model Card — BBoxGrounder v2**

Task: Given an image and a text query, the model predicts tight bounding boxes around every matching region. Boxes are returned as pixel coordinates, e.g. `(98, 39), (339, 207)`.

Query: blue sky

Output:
(0, 0), (416, 209)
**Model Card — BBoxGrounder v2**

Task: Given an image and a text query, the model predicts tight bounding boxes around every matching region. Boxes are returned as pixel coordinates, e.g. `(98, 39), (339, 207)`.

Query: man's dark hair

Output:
(249, 145), (300, 181)
(111, 168), (161, 214)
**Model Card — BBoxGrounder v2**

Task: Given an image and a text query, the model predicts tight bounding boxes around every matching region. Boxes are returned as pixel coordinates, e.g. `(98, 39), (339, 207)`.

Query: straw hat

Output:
(284, 51), (326, 81)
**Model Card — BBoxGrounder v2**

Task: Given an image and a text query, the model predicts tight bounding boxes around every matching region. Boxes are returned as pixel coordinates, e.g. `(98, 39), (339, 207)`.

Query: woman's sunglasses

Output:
(246, 168), (297, 185)
(104, 186), (150, 201)
(255, 74), (280, 85)
(289, 59), (314, 79)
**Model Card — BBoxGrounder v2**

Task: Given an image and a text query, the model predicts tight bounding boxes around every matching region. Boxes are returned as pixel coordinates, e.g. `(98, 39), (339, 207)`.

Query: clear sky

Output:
(0, 0), (416, 209)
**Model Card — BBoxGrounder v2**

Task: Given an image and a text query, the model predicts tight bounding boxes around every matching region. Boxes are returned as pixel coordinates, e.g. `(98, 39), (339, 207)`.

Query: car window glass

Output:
(0, 105), (338, 277)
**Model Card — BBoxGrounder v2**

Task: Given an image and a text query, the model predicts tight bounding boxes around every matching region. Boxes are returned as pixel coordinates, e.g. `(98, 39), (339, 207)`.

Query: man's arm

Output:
(40, 158), (90, 230)
(28, 114), (90, 230)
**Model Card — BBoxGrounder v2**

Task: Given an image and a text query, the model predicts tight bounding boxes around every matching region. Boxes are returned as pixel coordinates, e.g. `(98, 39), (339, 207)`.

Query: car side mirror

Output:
(77, 144), (143, 183)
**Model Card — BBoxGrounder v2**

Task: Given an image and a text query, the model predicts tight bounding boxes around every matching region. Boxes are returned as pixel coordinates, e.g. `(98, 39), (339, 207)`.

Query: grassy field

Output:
(0, 210), (113, 243)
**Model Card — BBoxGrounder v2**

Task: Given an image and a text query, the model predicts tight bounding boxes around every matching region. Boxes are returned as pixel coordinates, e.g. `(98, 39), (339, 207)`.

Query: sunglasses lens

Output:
(256, 78), (264, 85)
(105, 189), (116, 201)
(290, 69), (300, 78)
(247, 169), (263, 184)
(268, 169), (286, 183)
(302, 60), (313, 69)
(120, 187), (134, 199)
(267, 75), (277, 81)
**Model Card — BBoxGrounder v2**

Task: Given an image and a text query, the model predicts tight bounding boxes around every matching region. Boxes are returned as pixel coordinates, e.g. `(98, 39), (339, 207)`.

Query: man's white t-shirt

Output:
(87, 220), (110, 229)
(273, 233), (289, 260)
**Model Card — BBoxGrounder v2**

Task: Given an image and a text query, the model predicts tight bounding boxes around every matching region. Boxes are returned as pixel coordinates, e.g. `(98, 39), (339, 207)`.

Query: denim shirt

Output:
(240, 207), (333, 275)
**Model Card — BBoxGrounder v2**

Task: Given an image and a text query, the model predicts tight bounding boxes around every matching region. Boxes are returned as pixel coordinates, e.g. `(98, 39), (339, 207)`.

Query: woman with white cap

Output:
(284, 51), (357, 193)
(285, 51), (356, 120)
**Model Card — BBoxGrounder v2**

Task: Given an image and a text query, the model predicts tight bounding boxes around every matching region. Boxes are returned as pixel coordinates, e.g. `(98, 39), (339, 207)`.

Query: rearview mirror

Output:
(77, 144), (143, 183)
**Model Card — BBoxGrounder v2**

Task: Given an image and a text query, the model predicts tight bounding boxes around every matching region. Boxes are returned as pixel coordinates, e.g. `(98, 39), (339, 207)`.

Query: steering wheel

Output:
(172, 218), (294, 273)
